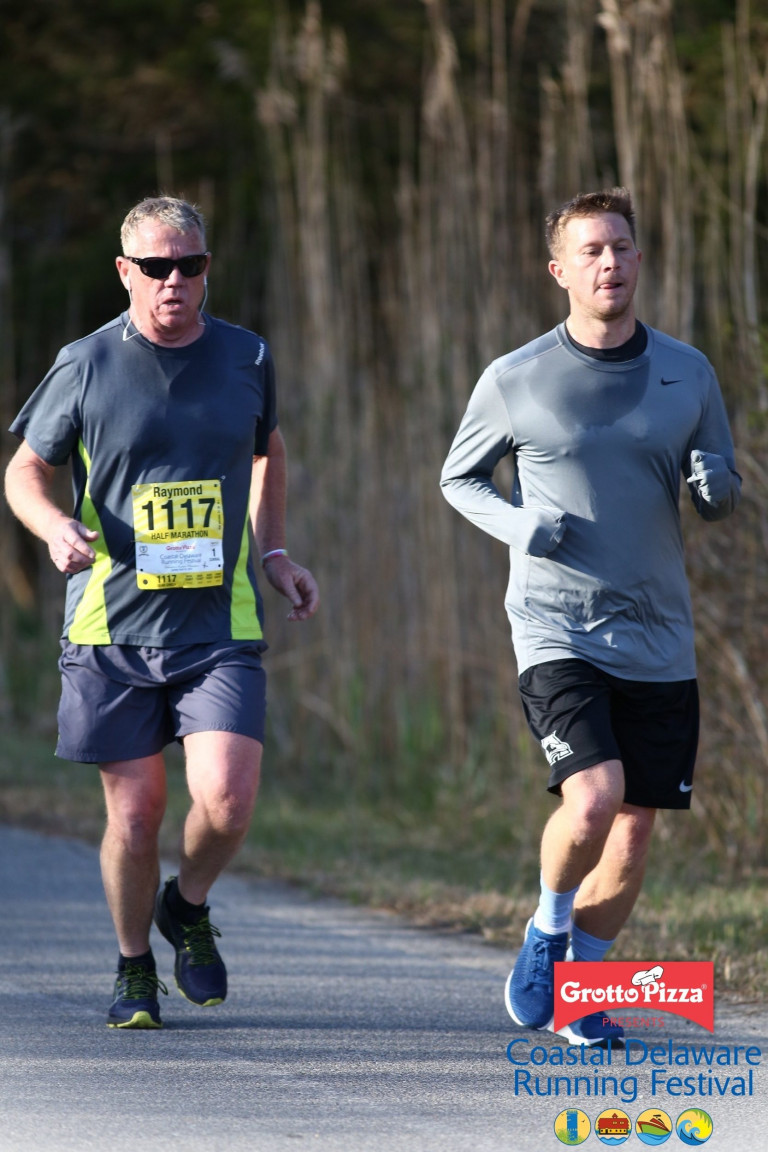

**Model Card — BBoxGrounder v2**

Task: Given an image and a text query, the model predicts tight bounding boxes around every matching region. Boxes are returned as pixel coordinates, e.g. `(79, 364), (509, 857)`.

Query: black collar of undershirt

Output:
(565, 320), (648, 362)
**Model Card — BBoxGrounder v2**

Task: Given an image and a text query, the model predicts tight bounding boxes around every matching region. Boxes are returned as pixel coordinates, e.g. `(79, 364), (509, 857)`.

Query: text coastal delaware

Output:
(505, 1039), (760, 1105)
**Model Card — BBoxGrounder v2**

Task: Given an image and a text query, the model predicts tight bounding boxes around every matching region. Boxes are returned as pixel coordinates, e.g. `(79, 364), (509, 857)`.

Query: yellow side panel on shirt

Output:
(68, 441), (112, 644)
(230, 513), (262, 640)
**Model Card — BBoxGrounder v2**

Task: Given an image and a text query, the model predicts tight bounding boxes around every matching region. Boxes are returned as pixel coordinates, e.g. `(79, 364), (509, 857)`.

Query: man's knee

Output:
(198, 785), (256, 839)
(184, 731), (262, 838)
(100, 760), (167, 850)
(561, 761), (625, 844)
(610, 805), (657, 866)
(103, 800), (165, 853)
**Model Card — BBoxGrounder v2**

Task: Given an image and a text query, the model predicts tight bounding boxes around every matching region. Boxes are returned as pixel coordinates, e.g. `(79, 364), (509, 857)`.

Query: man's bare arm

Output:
(4, 441), (98, 574)
(251, 428), (319, 621)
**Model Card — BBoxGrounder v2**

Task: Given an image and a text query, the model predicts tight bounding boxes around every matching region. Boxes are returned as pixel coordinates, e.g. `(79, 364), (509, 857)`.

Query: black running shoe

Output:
(107, 962), (167, 1029)
(153, 877), (227, 1006)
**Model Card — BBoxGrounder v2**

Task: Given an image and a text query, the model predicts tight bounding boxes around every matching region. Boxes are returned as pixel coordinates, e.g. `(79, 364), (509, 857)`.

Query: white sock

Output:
(532, 872), (579, 936)
(566, 922), (616, 961)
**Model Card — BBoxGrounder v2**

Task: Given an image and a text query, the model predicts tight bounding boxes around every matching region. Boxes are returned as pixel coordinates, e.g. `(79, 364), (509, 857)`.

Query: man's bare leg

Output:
(99, 753), (167, 956)
(540, 760), (626, 896)
(506, 760), (653, 1043)
(573, 803), (657, 940)
(151, 731), (262, 1008)
(539, 763), (656, 940)
(176, 730), (263, 904)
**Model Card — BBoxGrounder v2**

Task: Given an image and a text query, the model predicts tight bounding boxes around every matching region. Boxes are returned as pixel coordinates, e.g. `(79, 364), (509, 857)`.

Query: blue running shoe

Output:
(504, 918), (568, 1029)
(557, 1013), (625, 1047)
(154, 877), (227, 1007)
(107, 962), (167, 1029)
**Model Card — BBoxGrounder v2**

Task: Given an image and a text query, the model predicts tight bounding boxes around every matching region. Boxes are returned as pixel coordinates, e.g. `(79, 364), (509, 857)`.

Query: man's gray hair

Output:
(120, 196), (207, 252)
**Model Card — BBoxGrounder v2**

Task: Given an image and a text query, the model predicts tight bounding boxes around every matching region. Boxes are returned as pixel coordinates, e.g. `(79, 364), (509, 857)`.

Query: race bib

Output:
(132, 480), (224, 589)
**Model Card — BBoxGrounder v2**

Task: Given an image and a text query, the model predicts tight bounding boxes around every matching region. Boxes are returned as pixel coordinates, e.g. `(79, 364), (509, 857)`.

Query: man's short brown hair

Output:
(545, 187), (636, 258)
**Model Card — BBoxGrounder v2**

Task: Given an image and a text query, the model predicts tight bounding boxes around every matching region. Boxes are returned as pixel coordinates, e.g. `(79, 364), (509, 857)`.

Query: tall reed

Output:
(2, 3), (764, 876)
(254, 0), (768, 871)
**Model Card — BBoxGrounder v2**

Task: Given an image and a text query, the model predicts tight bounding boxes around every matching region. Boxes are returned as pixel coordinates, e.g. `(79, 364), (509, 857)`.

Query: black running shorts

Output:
(56, 640), (267, 763)
(518, 658), (699, 810)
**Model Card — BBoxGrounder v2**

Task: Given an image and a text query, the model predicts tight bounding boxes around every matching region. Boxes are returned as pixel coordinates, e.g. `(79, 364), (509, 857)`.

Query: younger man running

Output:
(440, 188), (740, 1045)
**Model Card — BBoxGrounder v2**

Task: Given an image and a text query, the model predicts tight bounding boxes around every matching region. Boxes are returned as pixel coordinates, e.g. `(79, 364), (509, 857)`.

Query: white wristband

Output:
(261, 548), (289, 567)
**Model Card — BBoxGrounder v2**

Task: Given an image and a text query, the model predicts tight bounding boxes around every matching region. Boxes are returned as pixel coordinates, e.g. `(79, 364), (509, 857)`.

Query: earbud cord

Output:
(121, 280), (209, 340)
(122, 284), (141, 341)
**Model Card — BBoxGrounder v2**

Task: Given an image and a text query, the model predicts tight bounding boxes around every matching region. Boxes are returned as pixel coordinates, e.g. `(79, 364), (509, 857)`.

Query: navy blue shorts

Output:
(56, 640), (267, 763)
(518, 658), (699, 810)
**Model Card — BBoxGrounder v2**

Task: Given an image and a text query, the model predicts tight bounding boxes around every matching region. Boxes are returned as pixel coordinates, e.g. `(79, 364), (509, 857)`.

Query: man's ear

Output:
(115, 256), (131, 292)
(548, 258), (568, 290)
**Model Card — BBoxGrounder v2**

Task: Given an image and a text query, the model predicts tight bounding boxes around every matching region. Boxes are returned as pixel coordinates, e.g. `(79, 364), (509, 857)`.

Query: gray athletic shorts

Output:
(56, 640), (267, 763)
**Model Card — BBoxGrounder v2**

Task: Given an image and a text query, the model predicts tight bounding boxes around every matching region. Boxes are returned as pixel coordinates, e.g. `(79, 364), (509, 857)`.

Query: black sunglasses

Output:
(124, 253), (209, 280)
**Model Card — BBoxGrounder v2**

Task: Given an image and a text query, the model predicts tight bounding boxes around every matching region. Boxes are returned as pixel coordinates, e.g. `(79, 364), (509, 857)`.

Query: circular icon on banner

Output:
(676, 1108), (714, 1145)
(635, 1107), (673, 1145)
(595, 1108), (632, 1144)
(553, 1108), (590, 1145)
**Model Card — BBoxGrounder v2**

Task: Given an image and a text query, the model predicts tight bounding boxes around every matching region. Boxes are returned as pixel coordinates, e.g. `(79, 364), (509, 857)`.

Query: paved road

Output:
(0, 825), (765, 1151)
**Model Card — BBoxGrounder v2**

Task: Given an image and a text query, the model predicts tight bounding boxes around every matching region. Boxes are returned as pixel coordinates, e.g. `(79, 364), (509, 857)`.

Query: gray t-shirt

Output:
(10, 312), (277, 646)
(440, 322), (740, 680)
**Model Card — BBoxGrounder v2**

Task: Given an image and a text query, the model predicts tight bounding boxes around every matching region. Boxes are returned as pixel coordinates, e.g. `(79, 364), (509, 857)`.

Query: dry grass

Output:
(3, 730), (766, 999)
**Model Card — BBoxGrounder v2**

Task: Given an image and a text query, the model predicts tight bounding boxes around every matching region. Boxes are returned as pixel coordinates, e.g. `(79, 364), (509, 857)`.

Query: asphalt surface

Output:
(0, 824), (765, 1151)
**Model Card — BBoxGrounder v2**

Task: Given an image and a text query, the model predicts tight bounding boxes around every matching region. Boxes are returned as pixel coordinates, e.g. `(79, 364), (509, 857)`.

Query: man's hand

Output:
(518, 506), (566, 557)
(4, 442), (99, 573)
(262, 554), (320, 621)
(47, 518), (99, 574)
(687, 450), (733, 506)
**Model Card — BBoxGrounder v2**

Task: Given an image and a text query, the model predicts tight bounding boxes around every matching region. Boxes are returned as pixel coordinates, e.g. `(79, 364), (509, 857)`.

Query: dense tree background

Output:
(3, 0), (748, 372)
(1, 1), (766, 875)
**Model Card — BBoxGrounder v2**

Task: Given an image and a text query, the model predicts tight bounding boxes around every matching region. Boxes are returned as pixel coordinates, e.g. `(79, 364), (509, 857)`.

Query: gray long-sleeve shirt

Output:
(440, 323), (740, 680)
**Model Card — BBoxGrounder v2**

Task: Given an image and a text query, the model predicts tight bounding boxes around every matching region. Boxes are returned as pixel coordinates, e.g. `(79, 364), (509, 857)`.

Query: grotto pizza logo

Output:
(554, 962), (714, 1032)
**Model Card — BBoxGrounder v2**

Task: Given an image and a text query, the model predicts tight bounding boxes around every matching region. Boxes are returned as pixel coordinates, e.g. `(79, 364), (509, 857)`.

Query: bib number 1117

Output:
(131, 479), (225, 589)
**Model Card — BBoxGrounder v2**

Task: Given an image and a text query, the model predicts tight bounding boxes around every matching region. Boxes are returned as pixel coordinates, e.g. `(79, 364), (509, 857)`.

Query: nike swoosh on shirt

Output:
(679, 781), (694, 792)
(660, 378), (682, 386)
